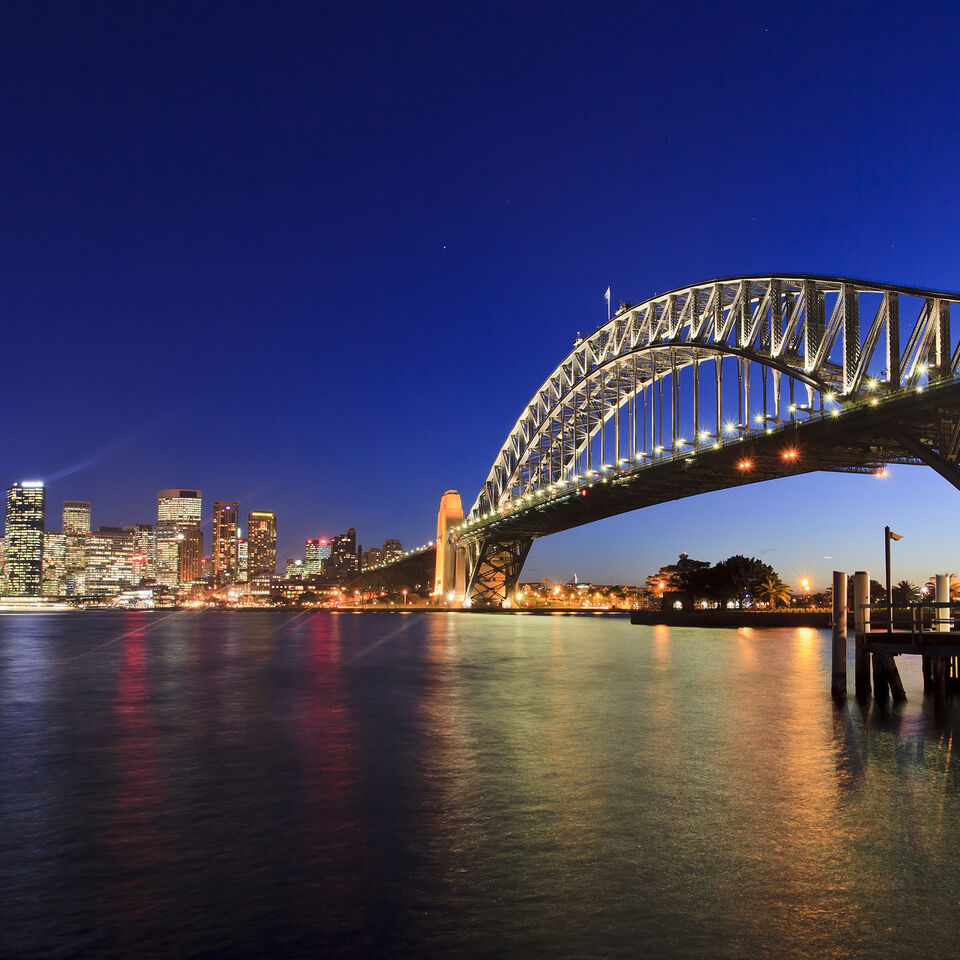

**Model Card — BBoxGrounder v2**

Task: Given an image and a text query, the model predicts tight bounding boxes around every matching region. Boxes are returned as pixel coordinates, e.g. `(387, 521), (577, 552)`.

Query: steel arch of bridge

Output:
(457, 275), (960, 606)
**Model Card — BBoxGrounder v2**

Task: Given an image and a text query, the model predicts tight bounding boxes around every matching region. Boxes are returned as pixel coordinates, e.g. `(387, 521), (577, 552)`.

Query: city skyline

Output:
(3, 2), (960, 588)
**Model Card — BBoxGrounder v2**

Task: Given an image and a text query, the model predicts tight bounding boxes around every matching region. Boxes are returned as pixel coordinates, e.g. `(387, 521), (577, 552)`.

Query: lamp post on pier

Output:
(885, 525), (902, 635)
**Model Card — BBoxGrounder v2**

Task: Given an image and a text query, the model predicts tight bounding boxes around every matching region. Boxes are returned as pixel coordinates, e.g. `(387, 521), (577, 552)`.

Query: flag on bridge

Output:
(604, 286), (611, 320)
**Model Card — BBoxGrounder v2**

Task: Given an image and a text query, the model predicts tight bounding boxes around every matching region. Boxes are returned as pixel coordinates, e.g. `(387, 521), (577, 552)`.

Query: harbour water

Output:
(2, 611), (959, 958)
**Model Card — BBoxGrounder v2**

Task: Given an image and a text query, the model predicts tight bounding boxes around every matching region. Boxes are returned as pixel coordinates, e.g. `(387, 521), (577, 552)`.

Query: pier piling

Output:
(832, 571), (847, 702)
(853, 571), (871, 699)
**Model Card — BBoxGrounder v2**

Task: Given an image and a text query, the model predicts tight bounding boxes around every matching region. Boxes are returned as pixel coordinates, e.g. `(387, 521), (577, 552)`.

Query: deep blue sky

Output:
(2, 0), (960, 588)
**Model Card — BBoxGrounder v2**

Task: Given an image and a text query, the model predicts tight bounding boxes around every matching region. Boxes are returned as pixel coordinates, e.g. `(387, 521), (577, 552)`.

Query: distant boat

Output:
(0, 596), (75, 613)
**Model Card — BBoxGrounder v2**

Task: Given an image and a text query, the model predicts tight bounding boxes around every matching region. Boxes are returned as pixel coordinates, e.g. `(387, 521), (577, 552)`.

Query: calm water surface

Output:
(2, 611), (959, 958)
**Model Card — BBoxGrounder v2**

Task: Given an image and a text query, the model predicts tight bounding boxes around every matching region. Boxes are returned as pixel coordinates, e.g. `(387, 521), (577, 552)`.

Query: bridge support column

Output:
(464, 536), (533, 608)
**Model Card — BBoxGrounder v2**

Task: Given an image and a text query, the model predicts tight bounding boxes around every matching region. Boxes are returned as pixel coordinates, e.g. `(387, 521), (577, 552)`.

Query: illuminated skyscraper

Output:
(86, 526), (137, 596)
(304, 538), (331, 575)
(212, 501), (239, 583)
(329, 528), (357, 580)
(4, 481), (45, 596)
(62, 500), (91, 595)
(177, 528), (203, 584)
(247, 511), (276, 579)
(156, 489), (202, 587)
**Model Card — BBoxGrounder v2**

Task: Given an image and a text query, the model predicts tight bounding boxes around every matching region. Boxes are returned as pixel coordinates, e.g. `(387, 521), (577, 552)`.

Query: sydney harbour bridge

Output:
(356, 275), (960, 607)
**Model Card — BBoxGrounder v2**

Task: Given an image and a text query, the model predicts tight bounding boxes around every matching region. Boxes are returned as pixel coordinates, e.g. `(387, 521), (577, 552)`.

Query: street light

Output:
(885, 525), (903, 634)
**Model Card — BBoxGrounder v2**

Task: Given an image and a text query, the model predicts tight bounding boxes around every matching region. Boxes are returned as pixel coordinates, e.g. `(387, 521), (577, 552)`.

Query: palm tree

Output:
(758, 575), (791, 609)
(892, 579), (919, 607)
(923, 574), (960, 600)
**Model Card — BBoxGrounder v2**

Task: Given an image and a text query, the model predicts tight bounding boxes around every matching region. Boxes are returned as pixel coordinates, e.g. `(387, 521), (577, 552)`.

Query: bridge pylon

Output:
(433, 490), (466, 604)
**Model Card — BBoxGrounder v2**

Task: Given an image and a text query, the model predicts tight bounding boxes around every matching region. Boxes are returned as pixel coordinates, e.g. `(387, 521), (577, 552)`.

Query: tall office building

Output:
(304, 537), (331, 575)
(62, 500), (91, 596)
(86, 526), (136, 596)
(4, 481), (45, 596)
(212, 502), (239, 583)
(177, 528), (203, 584)
(156, 489), (202, 587)
(247, 511), (277, 579)
(329, 528), (357, 580)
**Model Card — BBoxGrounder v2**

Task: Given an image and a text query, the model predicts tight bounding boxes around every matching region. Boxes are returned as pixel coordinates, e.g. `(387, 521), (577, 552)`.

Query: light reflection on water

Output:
(1, 612), (959, 958)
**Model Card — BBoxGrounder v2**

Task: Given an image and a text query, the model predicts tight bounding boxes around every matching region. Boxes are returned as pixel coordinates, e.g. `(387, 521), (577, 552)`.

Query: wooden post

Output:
(832, 571), (847, 702)
(933, 655), (947, 703)
(873, 652), (890, 701)
(884, 654), (907, 703)
(853, 571), (871, 699)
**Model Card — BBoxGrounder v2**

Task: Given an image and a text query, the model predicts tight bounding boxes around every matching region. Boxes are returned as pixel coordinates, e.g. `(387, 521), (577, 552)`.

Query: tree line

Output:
(645, 553), (960, 610)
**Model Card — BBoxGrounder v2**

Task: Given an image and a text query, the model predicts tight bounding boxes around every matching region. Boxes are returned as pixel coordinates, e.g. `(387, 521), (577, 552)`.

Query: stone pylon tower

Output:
(433, 490), (465, 604)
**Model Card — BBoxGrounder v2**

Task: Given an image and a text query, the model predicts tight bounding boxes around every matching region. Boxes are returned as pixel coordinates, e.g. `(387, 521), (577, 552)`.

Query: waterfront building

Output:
(362, 546), (383, 569)
(62, 500), (91, 595)
(4, 481), (45, 596)
(177, 527), (203, 584)
(304, 538), (331, 576)
(42, 532), (67, 596)
(86, 526), (140, 596)
(156, 489), (202, 587)
(212, 501), (239, 583)
(285, 558), (304, 579)
(382, 539), (404, 564)
(329, 528), (357, 580)
(237, 536), (248, 582)
(247, 511), (277, 578)
(248, 572), (274, 599)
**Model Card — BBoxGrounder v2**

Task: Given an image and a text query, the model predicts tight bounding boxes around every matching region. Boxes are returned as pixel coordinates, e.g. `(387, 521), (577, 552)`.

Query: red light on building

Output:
(130, 553), (146, 563)
(579, 489), (589, 497)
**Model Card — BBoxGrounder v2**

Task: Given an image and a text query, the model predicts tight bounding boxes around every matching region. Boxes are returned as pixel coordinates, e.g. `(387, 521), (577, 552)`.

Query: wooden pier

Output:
(832, 570), (960, 704)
